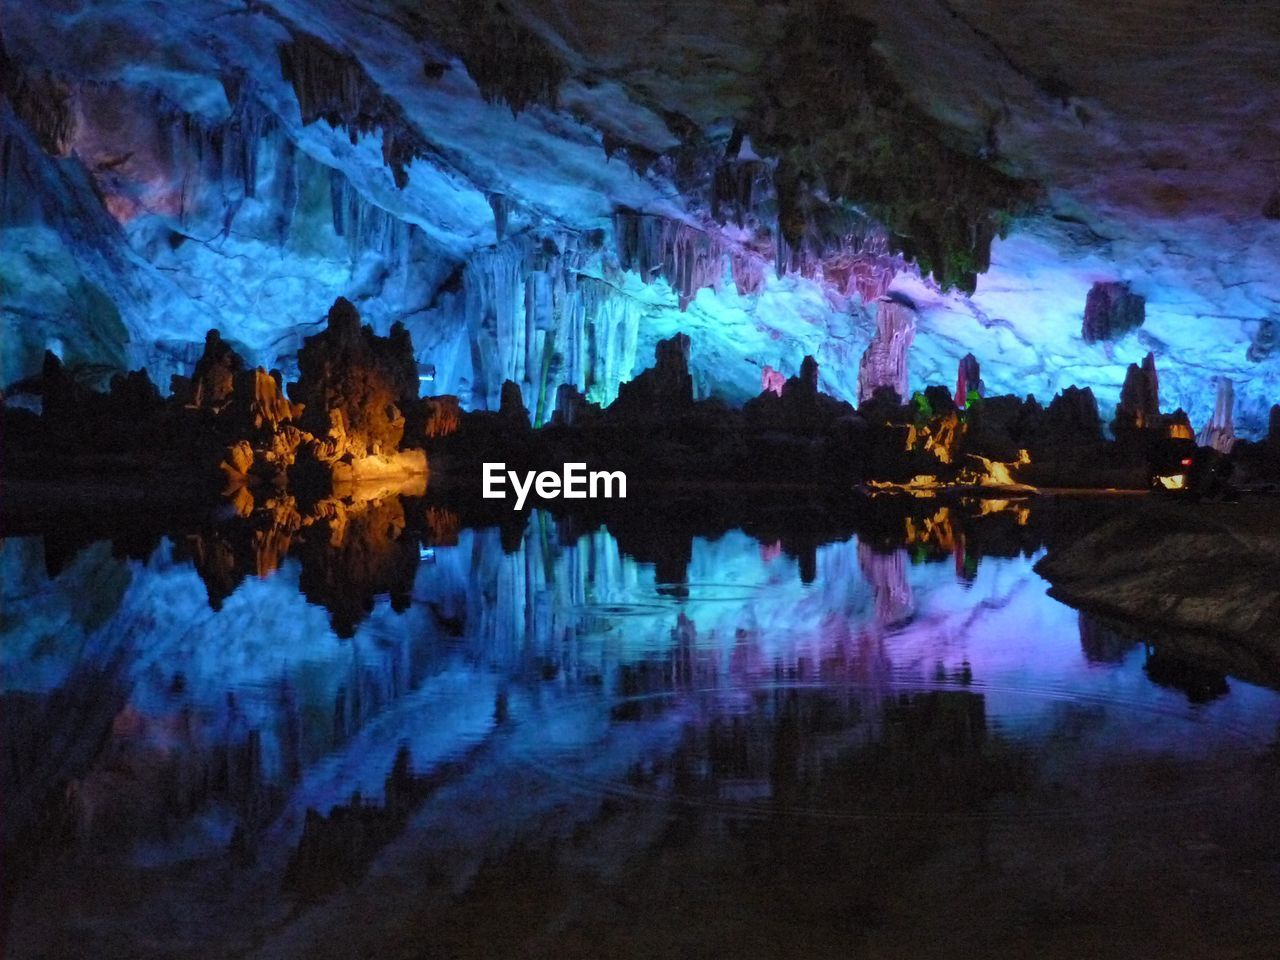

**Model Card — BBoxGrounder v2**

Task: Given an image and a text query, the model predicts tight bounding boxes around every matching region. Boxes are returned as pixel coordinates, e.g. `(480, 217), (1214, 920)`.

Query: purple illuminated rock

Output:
(1083, 281), (1145, 343)
(955, 353), (981, 406)
(857, 299), (915, 404)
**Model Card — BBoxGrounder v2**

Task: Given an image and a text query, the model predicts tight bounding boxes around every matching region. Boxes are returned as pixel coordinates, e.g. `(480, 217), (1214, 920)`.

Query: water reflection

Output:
(4, 494), (1280, 958)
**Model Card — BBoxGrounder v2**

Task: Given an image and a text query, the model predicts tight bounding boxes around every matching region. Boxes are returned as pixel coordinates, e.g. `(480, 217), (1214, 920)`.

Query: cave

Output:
(4, 1), (1280, 957)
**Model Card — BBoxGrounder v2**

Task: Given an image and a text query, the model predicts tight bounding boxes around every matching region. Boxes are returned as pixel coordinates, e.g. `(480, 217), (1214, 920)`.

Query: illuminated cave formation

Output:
(1, 0), (1279, 473)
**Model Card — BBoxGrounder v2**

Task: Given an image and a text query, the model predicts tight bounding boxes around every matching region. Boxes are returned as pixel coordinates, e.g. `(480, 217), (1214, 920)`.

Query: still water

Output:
(4, 497), (1280, 958)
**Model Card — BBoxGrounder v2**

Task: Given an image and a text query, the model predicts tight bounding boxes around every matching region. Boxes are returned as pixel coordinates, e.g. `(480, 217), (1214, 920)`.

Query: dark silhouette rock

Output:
(1082, 281), (1144, 343)
(608, 332), (693, 419)
(550, 383), (599, 426)
(498, 379), (532, 430)
(191, 330), (245, 410)
(1112, 351), (1161, 434)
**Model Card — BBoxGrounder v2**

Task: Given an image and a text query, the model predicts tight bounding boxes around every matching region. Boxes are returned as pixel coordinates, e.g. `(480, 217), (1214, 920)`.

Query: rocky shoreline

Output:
(1035, 495), (1280, 656)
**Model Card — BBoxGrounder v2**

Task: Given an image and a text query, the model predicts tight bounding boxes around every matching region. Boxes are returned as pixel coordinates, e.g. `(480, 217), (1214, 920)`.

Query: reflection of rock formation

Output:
(285, 742), (479, 898)
(857, 542), (914, 627)
(1078, 611), (1139, 665)
(656, 687), (1029, 815)
(1143, 646), (1229, 704)
(178, 483), (453, 635)
(297, 495), (419, 638)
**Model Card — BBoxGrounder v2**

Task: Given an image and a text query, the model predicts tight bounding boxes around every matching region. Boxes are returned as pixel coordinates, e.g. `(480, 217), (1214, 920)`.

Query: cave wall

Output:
(3, 0), (1278, 434)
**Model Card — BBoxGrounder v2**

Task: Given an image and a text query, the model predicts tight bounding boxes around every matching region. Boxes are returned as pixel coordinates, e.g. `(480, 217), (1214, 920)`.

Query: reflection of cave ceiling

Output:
(2, 0), (1279, 433)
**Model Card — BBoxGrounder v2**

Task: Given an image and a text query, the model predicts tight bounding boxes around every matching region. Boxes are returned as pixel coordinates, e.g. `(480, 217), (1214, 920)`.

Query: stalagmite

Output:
(191, 330), (245, 410)
(1198, 377), (1236, 453)
(609, 332), (693, 419)
(857, 298), (915, 404)
(955, 353), (981, 406)
(761, 365), (785, 396)
(1112, 352), (1161, 432)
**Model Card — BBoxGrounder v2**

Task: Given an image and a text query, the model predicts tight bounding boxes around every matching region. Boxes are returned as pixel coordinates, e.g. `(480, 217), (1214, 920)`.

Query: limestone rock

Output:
(857, 298), (915, 404)
(1198, 377), (1236, 453)
(1112, 351), (1161, 433)
(1082, 281), (1145, 343)
(955, 353), (981, 407)
(290, 298), (419, 458)
(609, 332), (693, 419)
(191, 330), (245, 410)
(550, 383), (599, 427)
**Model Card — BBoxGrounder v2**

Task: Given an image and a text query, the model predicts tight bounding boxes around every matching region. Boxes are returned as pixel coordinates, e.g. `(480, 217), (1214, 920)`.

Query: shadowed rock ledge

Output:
(1035, 497), (1280, 654)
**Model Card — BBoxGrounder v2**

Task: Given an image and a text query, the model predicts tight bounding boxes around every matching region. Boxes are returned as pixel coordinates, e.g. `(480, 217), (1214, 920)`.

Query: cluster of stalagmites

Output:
(6, 298), (452, 495)
(431, 331), (1280, 493)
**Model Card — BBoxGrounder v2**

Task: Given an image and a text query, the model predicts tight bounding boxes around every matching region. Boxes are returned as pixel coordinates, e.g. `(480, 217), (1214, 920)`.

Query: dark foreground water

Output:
(5, 495), (1280, 958)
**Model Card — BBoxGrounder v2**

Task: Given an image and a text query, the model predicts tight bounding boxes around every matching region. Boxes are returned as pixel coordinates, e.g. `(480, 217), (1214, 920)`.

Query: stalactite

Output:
(278, 32), (431, 189)
(581, 277), (642, 406)
(1083, 281), (1145, 343)
(456, 1), (564, 114)
(327, 168), (416, 262)
(0, 47), (76, 155)
(1247, 319), (1276, 363)
(1198, 377), (1236, 453)
(463, 240), (528, 409)
(821, 252), (899, 303)
(613, 209), (724, 310)
(488, 192), (511, 242)
(730, 250), (765, 297)
(711, 158), (771, 228)
(857, 298), (916, 404)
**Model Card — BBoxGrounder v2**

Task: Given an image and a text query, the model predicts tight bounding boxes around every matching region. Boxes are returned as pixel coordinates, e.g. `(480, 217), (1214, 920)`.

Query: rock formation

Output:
(761, 365), (785, 397)
(291, 298), (420, 459)
(858, 298), (916, 404)
(955, 353), (981, 407)
(1112, 352), (1161, 433)
(1198, 378), (1236, 453)
(609, 332), (693, 418)
(1082, 282), (1145, 343)
(190, 330), (244, 410)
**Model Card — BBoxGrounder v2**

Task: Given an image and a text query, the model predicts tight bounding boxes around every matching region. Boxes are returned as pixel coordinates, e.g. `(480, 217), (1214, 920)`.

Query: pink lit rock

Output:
(857, 298), (915, 404)
(761, 365), (785, 396)
(955, 353), (981, 406)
